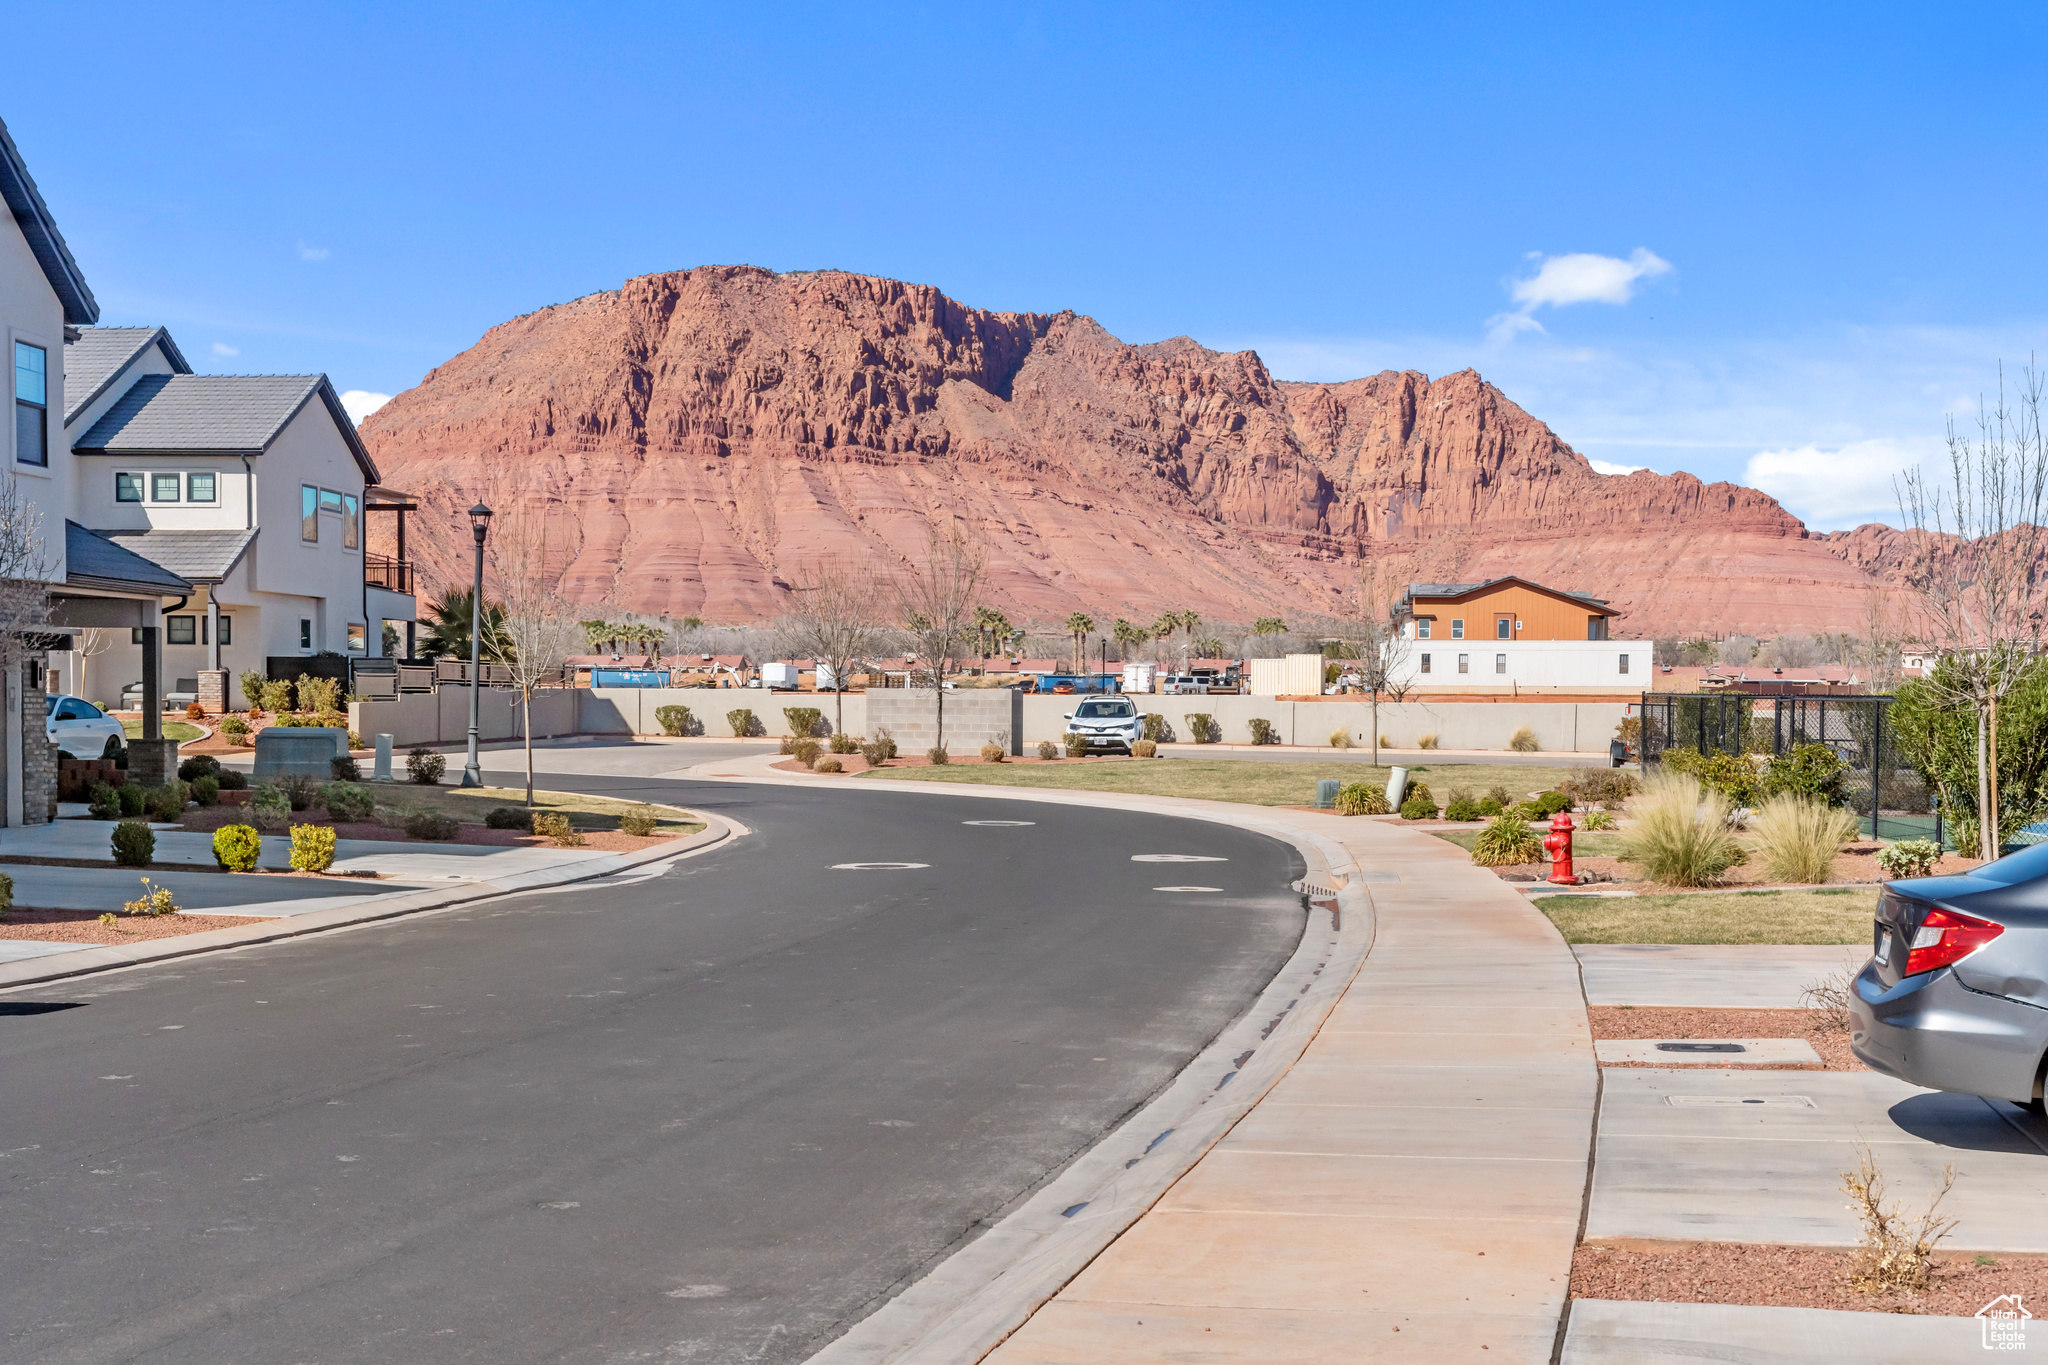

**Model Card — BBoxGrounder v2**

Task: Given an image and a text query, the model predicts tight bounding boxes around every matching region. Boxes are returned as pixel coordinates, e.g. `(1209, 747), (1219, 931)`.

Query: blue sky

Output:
(10, 2), (2046, 530)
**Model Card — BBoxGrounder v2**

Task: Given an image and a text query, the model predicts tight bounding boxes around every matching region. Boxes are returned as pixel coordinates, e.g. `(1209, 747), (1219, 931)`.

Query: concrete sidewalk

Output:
(721, 755), (1595, 1364)
(1575, 943), (1866, 1008)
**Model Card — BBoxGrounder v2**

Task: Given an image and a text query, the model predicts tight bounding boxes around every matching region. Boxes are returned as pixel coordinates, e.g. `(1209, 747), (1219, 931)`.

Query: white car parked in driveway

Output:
(1063, 697), (1145, 753)
(47, 695), (126, 759)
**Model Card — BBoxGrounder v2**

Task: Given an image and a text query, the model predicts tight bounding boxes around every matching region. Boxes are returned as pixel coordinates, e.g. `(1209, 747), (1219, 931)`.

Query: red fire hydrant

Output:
(1543, 810), (1577, 886)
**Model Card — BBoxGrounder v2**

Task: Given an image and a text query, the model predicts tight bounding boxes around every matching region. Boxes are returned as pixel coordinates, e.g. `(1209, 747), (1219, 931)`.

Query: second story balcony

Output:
(365, 551), (415, 595)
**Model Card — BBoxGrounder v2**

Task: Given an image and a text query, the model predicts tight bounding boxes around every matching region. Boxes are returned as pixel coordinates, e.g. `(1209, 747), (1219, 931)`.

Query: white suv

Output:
(47, 695), (126, 759)
(1064, 697), (1145, 753)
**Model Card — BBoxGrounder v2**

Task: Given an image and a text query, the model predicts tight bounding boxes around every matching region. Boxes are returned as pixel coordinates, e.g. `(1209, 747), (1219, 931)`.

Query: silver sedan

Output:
(1851, 844), (2048, 1114)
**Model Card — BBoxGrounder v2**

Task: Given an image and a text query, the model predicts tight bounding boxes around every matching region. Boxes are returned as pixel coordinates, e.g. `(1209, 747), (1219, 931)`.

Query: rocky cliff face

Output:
(359, 265), (1895, 636)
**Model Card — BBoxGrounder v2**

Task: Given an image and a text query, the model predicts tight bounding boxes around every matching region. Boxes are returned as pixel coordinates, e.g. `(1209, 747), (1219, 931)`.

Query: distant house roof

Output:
(669, 655), (751, 670)
(63, 522), (190, 596)
(1404, 577), (1615, 614)
(95, 528), (256, 584)
(73, 373), (380, 483)
(64, 326), (192, 422)
(973, 657), (1059, 674)
(0, 117), (96, 325)
(567, 654), (661, 668)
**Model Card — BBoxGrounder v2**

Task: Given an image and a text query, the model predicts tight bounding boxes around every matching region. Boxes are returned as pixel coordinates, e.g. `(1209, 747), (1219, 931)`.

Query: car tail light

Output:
(1904, 907), (2004, 976)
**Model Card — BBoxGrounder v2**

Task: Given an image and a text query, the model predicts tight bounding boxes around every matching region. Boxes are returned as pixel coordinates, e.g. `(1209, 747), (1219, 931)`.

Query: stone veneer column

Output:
(197, 669), (229, 715)
(126, 737), (180, 787)
(21, 664), (54, 824)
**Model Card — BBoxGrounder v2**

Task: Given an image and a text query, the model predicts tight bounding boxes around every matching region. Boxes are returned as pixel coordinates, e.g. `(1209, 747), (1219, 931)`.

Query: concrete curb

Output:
(0, 815), (741, 994)
(687, 754), (1380, 1365)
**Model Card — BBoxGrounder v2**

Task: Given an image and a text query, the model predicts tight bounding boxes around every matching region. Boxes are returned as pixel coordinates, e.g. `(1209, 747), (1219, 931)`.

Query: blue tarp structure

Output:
(1028, 673), (1122, 694)
(591, 668), (670, 688)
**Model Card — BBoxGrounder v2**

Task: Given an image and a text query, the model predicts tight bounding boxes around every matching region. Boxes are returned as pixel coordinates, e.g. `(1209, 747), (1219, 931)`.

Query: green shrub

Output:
(219, 714), (251, 742)
(1659, 746), (1766, 806)
(216, 768), (247, 791)
(1399, 795), (1437, 820)
(1472, 813), (1543, 865)
(213, 823), (263, 872)
(1401, 780), (1432, 808)
(1581, 808), (1617, 831)
(1062, 731), (1090, 757)
(111, 819), (154, 867)
(619, 805), (660, 837)
(860, 737), (892, 766)
(406, 810), (460, 840)
(532, 811), (584, 847)
(1248, 717), (1280, 746)
(1186, 713), (1217, 744)
(116, 783), (146, 818)
(1509, 725), (1541, 753)
(791, 738), (823, 766)
(124, 878), (176, 916)
(0, 871), (13, 911)
(1484, 784), (1512, 808)
(485, 806), (528, 829)
(1476, 796), (1504, 817)
(191, 775), (221, 806)
(407, 747), (446, 785)
(654, 704), (691, 737)
(829, 731), (859, 754)
(726, 708), (757, 738)
(1876, 839), (1942, 880)
(289, 824), (338, 872)
(1333, 782), (1391, 816)
(928, 746), (950, 765)
(178, 754), (221, 782)
(1618, 771), (1740, 886)
(279, 774), (319, 811)
(1764, 743), (1848, 806)
(321, 782), (376, 822)
(1142, 713), (1171, 743)
(296, 673), (341, 714)
(1751, 793), (1858, 885)
(1036, 740), (1060, 760)
(1530, 790), (1573, 817)
(238, 670), (269, 712)
(1444, 796), (1484, 821)
(144, 783), (186, 822)
(783, 707), (822, 739)
(330, 755), (362, 782)
(251, 787), (291, 833)
(88, 783), (121, 819)
(258, 678), (294, 714)
(1131, 739), (1158, 758)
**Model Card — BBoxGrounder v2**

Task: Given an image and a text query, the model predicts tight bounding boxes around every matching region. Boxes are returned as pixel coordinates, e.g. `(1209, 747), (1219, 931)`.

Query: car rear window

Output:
(1075, 700), (1134, 718)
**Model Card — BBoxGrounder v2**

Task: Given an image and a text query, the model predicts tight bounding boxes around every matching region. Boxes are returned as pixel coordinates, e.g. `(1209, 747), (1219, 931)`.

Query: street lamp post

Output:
(461, 502), (492, 787)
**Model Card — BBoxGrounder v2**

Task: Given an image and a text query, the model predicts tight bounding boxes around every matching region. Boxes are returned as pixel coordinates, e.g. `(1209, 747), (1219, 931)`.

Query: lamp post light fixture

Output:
(461, 502), (492, 787)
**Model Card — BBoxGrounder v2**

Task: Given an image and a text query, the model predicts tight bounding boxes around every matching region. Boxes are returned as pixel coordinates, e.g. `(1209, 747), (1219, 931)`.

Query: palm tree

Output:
(422, 587), (509, 662)
(1111, 618), (1148, 660)
(1064, 612), (1095, 673)
(973, 606), (1012, 659)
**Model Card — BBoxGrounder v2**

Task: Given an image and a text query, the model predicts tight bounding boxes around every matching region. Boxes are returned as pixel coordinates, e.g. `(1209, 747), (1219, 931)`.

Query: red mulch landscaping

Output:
(773, 753), (1143, 775)
(1573, 1240), (2048, 1316)
(0, 905), (260, 944)
(1589, 1005), (1863, 1070)
(173, 805), (685, 850)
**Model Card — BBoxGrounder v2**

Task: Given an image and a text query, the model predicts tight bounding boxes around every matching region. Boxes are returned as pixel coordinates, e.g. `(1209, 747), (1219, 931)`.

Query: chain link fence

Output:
(1640, 692), (1944, 845)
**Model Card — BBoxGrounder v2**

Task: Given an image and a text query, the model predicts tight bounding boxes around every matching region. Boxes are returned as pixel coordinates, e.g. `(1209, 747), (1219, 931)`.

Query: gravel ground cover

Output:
(0, 905), (262, 944)
(1572, 1241), (2048, 1316)
(1537, 888), (1876, 944)
(1589, 1005), (1862, 1069)
(856, 757), (1578, 805)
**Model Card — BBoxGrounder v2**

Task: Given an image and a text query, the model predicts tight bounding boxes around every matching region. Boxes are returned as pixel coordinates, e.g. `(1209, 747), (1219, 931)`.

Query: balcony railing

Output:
(365, 552), (415, 594)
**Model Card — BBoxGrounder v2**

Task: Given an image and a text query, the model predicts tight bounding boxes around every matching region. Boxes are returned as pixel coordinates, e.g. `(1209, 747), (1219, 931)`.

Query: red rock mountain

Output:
(360, 266), (1897, 637)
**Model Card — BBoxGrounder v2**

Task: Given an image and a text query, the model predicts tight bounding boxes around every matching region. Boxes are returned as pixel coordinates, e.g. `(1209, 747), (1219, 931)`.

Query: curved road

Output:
(0, 753), (1304, 1364)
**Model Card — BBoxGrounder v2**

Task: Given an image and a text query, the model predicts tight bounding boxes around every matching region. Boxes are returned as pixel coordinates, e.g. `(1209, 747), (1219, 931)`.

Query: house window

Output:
(347, 622), (366, 653)
(206, 615), (232, 646)
(167, 616), (197, 645)
(1588, 617), (1608, 641)
(1619, 653), (1630, 675)
(302, 485), (319, 541)
(1495, 616), (1512, 639)
(320, 488), (344, 516)
(1495, 654), (1507, 674)
(153, 472), (181, 502)
(1451, 619), (1465, 639)
(300, 619), (312, 649)
(1457, 653), (1469, 674)
(1417, 619), (1431, 640)
(188, 472), (217, 503)
(343, 493), (359, 550)
(1420, 653), (1431, 674)
(14, 341), (47, 466)
(115, 472), (143, 502)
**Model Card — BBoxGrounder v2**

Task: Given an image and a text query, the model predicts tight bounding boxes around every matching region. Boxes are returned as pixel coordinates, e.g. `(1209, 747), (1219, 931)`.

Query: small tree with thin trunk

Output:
(786, 559), (888, 739)
(1339, 554), (1412, 766)
(896, 525), (986, 753)
(1896, 362), (2048, 860)
(489, 505), (582, 807)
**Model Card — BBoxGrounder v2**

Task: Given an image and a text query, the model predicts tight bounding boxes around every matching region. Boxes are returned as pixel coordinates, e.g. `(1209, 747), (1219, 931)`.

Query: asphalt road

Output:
(0, 768), (1304, 1364)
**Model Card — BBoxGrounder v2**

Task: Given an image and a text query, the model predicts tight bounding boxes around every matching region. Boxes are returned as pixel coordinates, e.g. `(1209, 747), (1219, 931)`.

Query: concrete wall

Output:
(1042, 695), (1628, 752)
(867, 689), (1021, 755)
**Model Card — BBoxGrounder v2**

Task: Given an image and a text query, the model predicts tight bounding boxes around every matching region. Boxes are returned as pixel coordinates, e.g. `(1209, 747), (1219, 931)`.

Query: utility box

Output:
(1122, 662), (1157, 694)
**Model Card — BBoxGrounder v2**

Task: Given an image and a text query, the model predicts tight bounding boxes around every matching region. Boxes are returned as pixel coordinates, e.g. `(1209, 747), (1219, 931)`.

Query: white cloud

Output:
(1488, 248), (1671, 342)
(1741, 439), (1928, 530)
(340, 390), (392, 424)
(299, 243), (330, 261)
(210, 342), (239, 358)
(1587, 458), (1647, 476)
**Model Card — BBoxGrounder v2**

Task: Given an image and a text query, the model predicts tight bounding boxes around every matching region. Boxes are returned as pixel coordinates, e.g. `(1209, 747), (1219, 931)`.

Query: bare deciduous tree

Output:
(489, 504), (583, 807)
(1896, 362), (2048, 860)
(785, 559), (889, 739)
(1340, 555), (1411, 766)
(895, 524), (985, 754)
(0, 471), (52, 681)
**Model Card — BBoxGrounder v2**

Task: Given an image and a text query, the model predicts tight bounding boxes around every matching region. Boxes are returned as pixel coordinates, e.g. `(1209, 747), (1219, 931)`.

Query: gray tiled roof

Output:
(64, 326), (192, 422)
(0, 116), (96, 325)
(96, 527), (256, 584)
(72, 372), (381, 483)
(64, 521), (191, 595)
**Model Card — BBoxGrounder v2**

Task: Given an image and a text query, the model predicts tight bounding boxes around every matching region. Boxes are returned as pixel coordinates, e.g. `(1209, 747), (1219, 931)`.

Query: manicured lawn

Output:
(857, 758), (1579, 807)
(122, 719), (205, 743)
(1431, 827), (1630, 859)
(1534, 887), (1877, 945)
